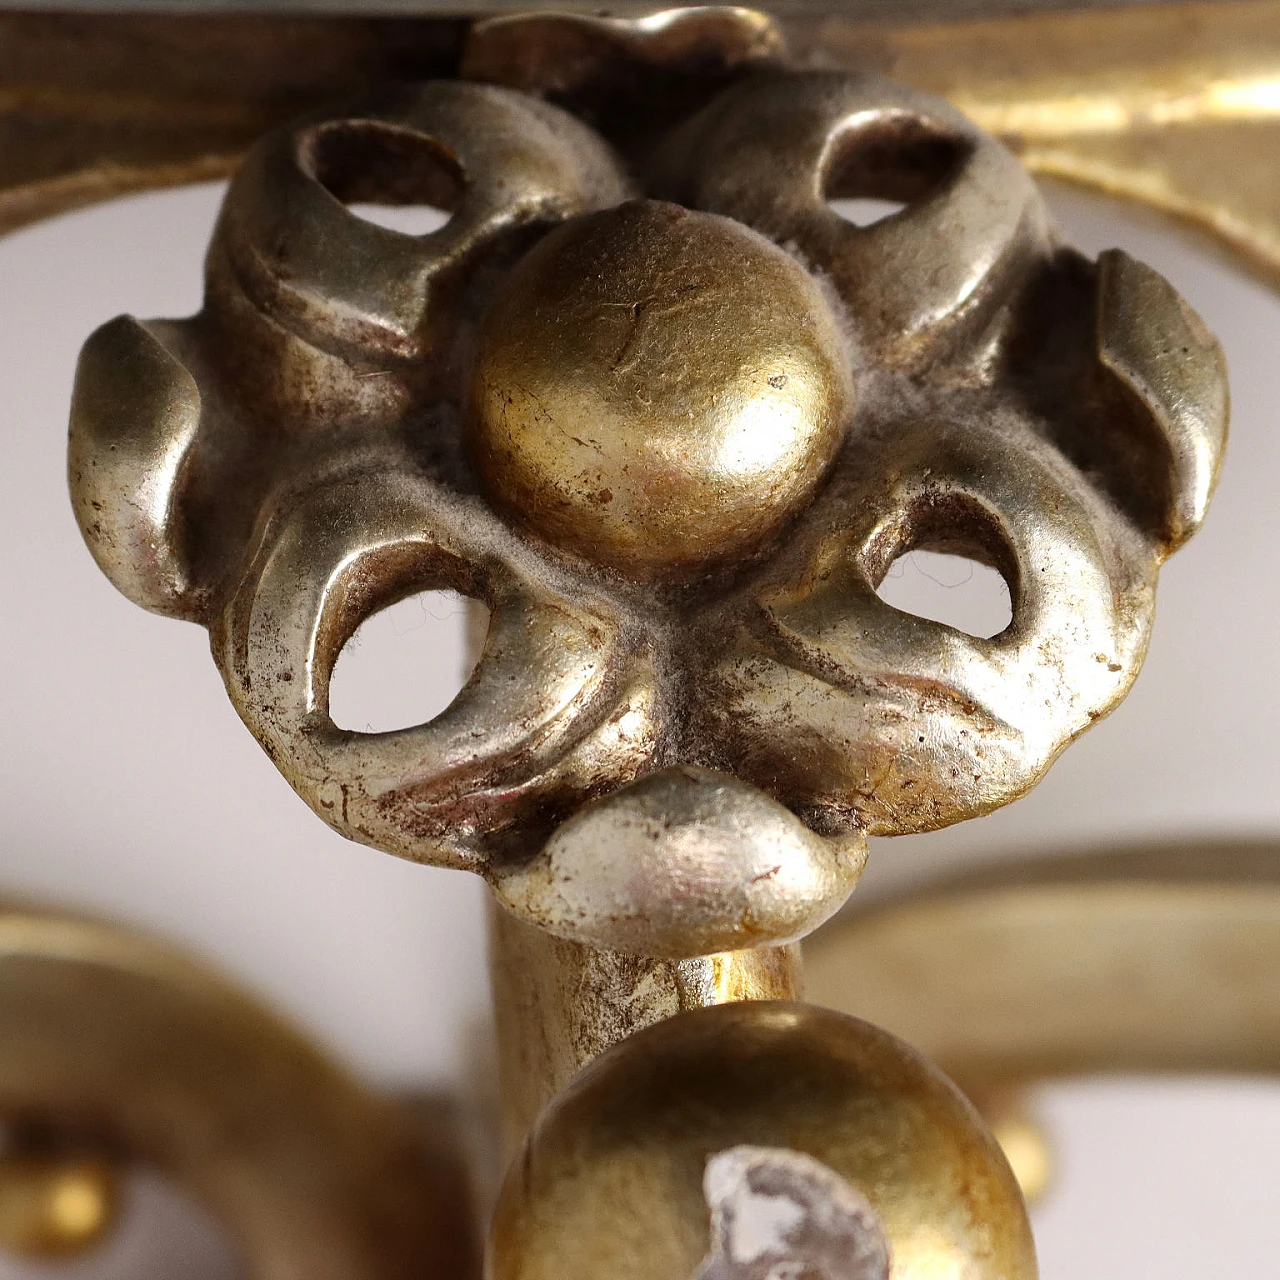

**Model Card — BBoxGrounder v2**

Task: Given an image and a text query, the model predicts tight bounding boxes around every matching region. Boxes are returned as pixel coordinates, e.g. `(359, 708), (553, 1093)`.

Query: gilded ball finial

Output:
(489, 1002), (1037, 1280)
(467, 200), (852, 576)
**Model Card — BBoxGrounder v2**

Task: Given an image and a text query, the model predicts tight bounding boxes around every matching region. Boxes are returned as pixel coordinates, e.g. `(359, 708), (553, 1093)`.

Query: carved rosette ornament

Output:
(64, 10), (1227, 1278)
(68, 52), (1225, 959)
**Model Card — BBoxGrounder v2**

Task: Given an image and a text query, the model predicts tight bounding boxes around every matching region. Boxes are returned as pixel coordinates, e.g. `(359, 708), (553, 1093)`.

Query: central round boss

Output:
(466, 200), (852, 576)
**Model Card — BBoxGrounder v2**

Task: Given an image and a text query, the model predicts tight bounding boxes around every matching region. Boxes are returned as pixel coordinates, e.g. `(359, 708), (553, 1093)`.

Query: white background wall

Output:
(1, 177), (1278, 1276)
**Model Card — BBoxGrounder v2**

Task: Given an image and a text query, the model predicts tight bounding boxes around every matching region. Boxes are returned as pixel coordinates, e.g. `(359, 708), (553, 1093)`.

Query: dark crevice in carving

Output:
(823, 113), (970, 210)
(1002, 248), (1175, 543)
(302, 119), (464, 217)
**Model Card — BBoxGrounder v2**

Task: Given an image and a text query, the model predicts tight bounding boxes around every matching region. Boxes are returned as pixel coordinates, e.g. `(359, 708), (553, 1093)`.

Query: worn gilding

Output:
(68, 56), (1225, 961)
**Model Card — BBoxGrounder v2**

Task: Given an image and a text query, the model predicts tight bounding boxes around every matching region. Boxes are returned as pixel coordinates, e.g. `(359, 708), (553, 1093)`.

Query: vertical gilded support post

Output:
(489, 905), (801, 1142)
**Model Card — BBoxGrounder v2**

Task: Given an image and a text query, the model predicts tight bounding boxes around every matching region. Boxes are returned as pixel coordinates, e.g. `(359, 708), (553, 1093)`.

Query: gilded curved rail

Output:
(808, 841), (1280, 1090)
(0, 905), (478, 1277)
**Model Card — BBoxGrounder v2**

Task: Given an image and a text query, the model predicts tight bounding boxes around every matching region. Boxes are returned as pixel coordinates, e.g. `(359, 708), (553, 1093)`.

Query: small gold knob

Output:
(468, 199), (852, 577)
(0, 1150), (118, 1259)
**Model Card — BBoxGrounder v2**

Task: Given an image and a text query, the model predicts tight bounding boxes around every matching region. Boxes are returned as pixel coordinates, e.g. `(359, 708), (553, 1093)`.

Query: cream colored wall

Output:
(1, 178), (1277, 1277)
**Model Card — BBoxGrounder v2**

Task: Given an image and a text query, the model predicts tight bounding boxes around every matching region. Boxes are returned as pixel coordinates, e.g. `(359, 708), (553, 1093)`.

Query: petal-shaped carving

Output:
(692, 417), (1155, 835)
(1096, 248), (1229, 555)
(212, 81), (630, 367)
(216, 467), (656, 870)
(491, 766), (865, 959)
(653, 72), (1050, 369)
(64, 63), (1230, 949)
(69, 316), (203, 619)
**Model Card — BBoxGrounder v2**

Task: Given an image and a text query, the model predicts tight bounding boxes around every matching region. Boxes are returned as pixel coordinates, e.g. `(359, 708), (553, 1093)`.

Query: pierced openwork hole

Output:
(876, 549), (1012, 639)
(329, 589), (486, 733)
(824, 114), (969, 226)
(303, 120), (462, 236)
(868, 495), (1017, 639)
(828, 198), (907, 228)
(344, 203), (451, 236)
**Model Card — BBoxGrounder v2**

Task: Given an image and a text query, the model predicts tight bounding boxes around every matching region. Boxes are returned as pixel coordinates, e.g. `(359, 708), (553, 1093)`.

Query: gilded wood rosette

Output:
(67, 17), (1226, 964)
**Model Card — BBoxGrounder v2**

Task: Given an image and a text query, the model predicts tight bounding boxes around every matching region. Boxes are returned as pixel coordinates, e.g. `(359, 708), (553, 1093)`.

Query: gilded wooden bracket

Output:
(4, 5), (1245, 1278)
